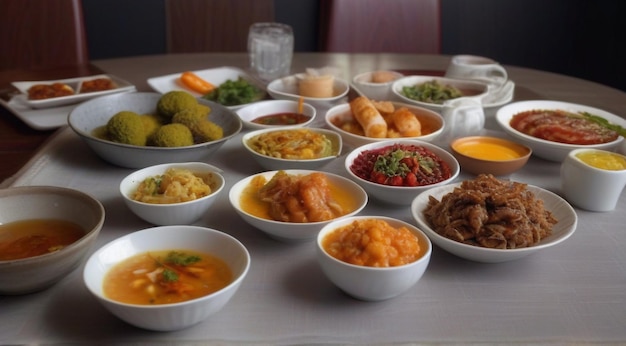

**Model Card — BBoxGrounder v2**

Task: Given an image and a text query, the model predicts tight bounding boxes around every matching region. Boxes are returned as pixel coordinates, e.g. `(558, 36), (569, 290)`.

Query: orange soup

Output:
(0, 219), (85, 261)
(103, 249), (232, 305)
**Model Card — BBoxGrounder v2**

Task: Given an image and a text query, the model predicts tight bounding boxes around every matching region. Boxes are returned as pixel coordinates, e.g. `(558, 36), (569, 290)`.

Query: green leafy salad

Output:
(402, 80), (463, 104)
(202, 77), (264, 106)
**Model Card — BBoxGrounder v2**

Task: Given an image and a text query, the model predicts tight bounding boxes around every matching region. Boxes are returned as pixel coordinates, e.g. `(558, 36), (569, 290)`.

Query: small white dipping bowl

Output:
(228, 169), (368, 242)
(316, 215), (432, 301)
(235, 99), (316, 130)
(120, 162), (225, 225)
(352, 70), (404, 101)
(496, 100), (626, 162)
(345, 139), (460, 205)
(68, 92), (242, 168)
(242, 127), (342, 171)
(83, 225), (250, 331)
(0, 186), (105, 295)
(391, 75), (489, 112)
(410, 182), (577, 263)
(267, 74), (349, 108)
(325, 101), (444, 148)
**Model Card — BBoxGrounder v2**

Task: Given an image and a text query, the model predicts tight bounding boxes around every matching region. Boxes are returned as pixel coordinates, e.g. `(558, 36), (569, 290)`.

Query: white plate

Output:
(495, 100), (626, 162)
(11, 74), (135, 109)
(410, 182), (577, 263)
(266, 74), (349, 109)
(147, 66), (266, 110)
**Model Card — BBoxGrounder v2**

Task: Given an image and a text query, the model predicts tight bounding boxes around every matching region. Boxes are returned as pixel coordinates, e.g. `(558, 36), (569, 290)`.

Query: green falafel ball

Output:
(151, 123), (194, 147)
(171, 107), (207, 127)
(191, 120), (224, 142)
(140, 114), (163, 140)
(106, 111), (147, 146)
(156, 91), (197, 119)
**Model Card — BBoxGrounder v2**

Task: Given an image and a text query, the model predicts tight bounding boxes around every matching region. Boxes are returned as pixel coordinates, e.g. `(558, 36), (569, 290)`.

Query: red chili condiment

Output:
(251, 112), (310, 125)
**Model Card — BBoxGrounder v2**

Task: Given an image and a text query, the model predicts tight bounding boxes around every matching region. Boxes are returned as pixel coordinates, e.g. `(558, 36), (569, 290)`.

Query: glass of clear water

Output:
(248, 22), (294, 82)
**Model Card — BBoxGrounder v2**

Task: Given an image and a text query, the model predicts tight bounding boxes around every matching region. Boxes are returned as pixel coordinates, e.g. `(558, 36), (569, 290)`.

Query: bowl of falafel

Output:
(68, 91), (242, 168)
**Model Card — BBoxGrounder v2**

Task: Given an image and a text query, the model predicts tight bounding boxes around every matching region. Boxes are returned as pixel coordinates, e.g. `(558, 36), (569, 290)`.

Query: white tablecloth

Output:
(1, 53), (625, 345)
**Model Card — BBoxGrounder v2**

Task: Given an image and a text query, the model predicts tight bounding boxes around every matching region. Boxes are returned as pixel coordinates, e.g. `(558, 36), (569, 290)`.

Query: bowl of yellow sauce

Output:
(450, 136), (532, 176)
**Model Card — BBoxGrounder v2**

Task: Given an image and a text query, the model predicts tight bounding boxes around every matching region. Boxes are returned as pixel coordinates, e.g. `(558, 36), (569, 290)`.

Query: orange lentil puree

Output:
(322, 219), (422, 267)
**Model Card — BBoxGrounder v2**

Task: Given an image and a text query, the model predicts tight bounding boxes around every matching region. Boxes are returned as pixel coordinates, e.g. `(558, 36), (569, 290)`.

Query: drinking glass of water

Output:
(248, 22), (294, 82)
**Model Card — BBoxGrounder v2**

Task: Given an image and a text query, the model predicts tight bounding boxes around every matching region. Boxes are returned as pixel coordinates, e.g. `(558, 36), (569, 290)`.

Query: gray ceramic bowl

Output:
(0, 186), (105, 295)
(68, 92), (242, 168)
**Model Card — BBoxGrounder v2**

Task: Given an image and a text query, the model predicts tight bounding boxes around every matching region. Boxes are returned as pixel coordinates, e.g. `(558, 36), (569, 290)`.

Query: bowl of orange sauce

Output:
(450, 136), (532, 176)
(0, 186), (105, 295)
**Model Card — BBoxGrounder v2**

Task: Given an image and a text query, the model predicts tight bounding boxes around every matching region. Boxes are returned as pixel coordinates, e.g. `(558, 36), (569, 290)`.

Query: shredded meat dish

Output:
(423, 174), (557, 249)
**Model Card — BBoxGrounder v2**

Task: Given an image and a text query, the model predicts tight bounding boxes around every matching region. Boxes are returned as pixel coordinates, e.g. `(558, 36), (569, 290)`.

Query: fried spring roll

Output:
(349, 96), (387, 138)
(392, 107), (422, 137)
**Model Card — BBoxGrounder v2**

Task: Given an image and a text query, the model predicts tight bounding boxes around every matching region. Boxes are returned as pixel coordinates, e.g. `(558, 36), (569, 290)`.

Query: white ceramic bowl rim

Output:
(85, 225), (250, 308)
(0, 185), (105, 264)
(120, 162), (225, 206)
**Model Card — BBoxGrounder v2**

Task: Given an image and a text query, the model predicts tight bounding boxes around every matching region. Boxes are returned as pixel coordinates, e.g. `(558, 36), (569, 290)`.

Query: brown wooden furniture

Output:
(318, 0), (441, 53)
(165, 0), (274, 53)
(0, 0), (89, 70)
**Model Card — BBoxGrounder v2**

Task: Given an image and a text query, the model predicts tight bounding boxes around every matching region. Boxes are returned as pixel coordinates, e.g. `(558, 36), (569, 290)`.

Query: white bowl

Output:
(83, 225), (250, 331)
(147, 66), (266, 110)
(316, 215), (432, 301)
(267, 74), (349, 108)
(68, 92), (242, 168)
(410, 182), (578, 263)
(228, 169), (368, 242)
(242, 128), (342, 170)
(352, 70), (404, 101)
(120, 162), (225, 225)
(325, 101), (445, 148)
(496, 100), (626, 162)
(0, 186), (105, 295)
(345, 139), (460, 205)
(391, 75), (489, 112)
(235, 99), (316, 130)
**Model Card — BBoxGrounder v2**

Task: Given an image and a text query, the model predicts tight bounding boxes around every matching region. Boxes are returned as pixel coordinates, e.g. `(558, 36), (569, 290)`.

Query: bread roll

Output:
(349, 96), (387, 138)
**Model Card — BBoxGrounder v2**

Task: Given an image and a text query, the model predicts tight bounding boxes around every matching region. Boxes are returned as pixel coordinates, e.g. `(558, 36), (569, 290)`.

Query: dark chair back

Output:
(0, 0), (89, 70)
(165, 0), (274, 53)
(318, 0), (441, 54)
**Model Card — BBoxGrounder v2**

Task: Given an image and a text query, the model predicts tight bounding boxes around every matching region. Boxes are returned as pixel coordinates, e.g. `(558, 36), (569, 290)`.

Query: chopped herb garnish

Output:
(580, 111), (626, 137)
(162, 268), (179, 282)
(165, 251), (201, 266)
